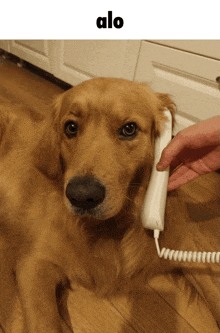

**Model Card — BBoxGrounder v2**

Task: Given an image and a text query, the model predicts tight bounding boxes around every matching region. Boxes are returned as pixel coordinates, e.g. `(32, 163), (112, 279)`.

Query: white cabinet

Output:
(0, 40), (10, 52)
(135, 41), (220, 134)
(1, 40), (219, 132)
(51, 40), (141, 85)
(9, 40), (53, 73)
(0, 40), (141, 85)
(0, 40), (53, 73)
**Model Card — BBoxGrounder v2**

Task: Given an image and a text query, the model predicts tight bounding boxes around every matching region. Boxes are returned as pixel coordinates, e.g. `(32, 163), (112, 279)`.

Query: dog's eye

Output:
(64, 121), (78, 138)
(120, 122), (138, 138)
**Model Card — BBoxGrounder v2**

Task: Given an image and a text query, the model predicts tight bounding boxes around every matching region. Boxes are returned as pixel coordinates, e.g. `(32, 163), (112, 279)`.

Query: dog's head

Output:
(35, 78), (175, 223)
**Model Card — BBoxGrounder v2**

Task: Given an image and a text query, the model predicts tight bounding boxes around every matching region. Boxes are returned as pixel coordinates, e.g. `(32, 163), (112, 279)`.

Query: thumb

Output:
(156, 133), (186, 171)
(156, 147), (171, 170)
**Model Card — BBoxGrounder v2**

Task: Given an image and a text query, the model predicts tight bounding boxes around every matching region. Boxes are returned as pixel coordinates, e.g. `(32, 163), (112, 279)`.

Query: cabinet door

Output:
(52, 40), (141, 85)
(134, 41), (220, 134)
(0, 40), (10, 52)
(10, 40), (53, 72)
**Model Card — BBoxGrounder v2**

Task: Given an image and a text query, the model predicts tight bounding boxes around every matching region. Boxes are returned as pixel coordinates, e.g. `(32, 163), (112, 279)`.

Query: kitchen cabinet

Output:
(135, 41), (220, 133)
(1, 40), (219, 132)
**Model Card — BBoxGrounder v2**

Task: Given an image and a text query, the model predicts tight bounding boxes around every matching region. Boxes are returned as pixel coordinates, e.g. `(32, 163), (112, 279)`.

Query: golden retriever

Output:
(0, 78), (218, 332)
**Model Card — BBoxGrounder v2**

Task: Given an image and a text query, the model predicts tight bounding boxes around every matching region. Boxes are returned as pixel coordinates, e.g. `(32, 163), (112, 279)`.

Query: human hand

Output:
(156, 116), (220, 191)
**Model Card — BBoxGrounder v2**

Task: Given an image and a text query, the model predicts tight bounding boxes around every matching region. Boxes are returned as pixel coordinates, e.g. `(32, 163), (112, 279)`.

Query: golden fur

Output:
(0, 78), (218, 332)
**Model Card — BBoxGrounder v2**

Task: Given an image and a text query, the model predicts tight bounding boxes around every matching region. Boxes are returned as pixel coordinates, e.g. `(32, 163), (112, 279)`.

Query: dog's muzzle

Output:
(65, 176), (106, 211)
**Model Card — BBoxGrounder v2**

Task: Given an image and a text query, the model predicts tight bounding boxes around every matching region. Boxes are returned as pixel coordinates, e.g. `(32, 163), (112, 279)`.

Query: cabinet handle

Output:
(216, 76), (220, 83)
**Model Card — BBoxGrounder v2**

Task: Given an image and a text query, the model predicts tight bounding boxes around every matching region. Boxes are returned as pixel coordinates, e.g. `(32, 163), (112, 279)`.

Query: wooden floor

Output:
(0, 55), (219, 333)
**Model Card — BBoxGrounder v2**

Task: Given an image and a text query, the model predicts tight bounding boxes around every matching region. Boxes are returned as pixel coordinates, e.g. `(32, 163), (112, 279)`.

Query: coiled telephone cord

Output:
(154, 230), (220, 264)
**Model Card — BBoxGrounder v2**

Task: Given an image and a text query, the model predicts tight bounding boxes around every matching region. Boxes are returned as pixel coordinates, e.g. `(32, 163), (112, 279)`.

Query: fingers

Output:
(167, 165), (200, 191)
(157, 116), (220, 171)
(156, 134), (186, 171)
(156, 116), (220, 190)
(157, 153), (181, 173)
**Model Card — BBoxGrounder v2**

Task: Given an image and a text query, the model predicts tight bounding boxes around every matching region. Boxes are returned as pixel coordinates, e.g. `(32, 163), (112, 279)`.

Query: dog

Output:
(0, 78), (218, 332)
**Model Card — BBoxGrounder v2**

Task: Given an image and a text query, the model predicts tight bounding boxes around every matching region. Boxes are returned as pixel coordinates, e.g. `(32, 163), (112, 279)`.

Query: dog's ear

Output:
(33, 94), (64, 180)
(153, 93), (176, 137)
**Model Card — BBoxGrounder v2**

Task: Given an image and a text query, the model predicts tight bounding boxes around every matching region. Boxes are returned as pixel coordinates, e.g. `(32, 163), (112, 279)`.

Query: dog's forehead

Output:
(62, 78), (159, 118)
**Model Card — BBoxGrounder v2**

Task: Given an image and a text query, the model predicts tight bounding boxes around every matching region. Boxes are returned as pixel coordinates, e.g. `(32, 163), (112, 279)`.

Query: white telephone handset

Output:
(141, 109), (172, 231)
(141, 109), (220, 264)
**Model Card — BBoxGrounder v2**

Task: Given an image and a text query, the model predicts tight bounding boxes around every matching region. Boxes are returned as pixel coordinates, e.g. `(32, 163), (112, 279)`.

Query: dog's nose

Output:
(66, 176), (105, 210)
